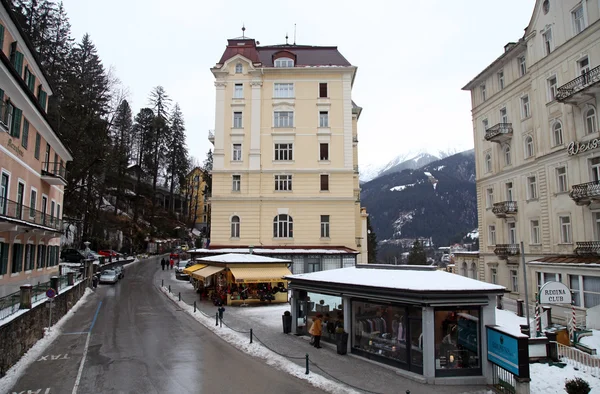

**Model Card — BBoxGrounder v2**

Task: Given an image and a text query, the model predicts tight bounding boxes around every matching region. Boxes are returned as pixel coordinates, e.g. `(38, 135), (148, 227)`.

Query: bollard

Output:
(194, 301), (196, 313)
(406, 391), (410, 394)
(168, 285), (171, 293)
(179, 292), (181, 301)
(216, 312), (219, 326)
(162, 279), (164, 287)
(250, 329), (253, 344)
(220, 316), (222, 328)
(496, 295), (503, 310)
(305, 353), (309, 375)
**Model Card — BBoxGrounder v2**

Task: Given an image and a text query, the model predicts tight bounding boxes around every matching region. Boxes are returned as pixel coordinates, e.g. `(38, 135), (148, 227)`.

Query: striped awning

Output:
(191, 265), (225, 281)
(229, 266), (292, 283)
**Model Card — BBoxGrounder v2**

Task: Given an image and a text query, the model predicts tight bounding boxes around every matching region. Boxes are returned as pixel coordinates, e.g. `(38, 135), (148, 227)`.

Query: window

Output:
(434, 308), (480, 374)
(485, 154), (492, 173)
(486, 187), (494, 208)
(274, 83), (294, 98)
(560, 216), (572, 243)
(470, 262), (477, 279)
(56, 203), (60, 220)
(503, 145), (511, 166)
(530, 220), (540, 244)
(9, 43), (24, 76)
(500, 107), (508, 124)
(16, 182), (24, 219)
(482, 118), (488, 131)
(319, 143), (329, 161)
(11, 243), (23, 273)
(488, 225), (496, 245)
(319, 83), (328, 98)
(580, 57), (590, 77)
(29, 189), (36, 218)
(319, 111), (329, 128)
(548, 76), (557, 101)
(553, 121), (563, 146)
(592, 157), (600, 182)
(543, 29), (553, 55)
(50, 200), (55, 225)
(521, 95), (530, 118)
(274, 58), (294, 67)
(0, 242), (8, 275)
(21, 118), (29, 149)
(518, 56), (526, 76)
(537, 272), (562, 293)
(491, 268), (497, 285)
(232, 175), (241, 191)
(230, 216), (240, 238)
(525, 136), (534, 158)
(34, 132), (41, 159)
(274, 143), (293, 161)
(320, 174), (329, 191)
(10, 107), (22, 138)
(235, 63), (243, 73)
(510, 270), (519, 292)
(460, 262), (468, 277)
(273, 214), (293, 238)
(481, 84), (486, 101)
(498, 71), (504, 90)
(320, 215), (330, 238)
(585, 107), (597, 134)
(24, 244), (35, 271)
(232, 143), (242, 161)
(572, 5), (585, 35)
(527, 176), (537, 199)
(505, 181), (514, 201)
(0, 24), (3, 53)
(274, 175), (292, 191)
(508, 222), (517, 244)
(5, 101), (14, 130)
(0, 173), (8, 216)
(233, 112), (242, 128)
(36, 244), (46, 269)
(234, 83), (243, 98)
(543, 0), (550, 14)
(556, 167), (568, 193)
(570, 275), (600, 308)
(274, 111), (293, 128)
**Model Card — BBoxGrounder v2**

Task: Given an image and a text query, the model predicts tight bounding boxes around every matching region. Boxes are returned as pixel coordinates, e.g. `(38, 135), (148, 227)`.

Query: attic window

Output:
(235, 63), (243, 73)
(274, 58), (294, 68)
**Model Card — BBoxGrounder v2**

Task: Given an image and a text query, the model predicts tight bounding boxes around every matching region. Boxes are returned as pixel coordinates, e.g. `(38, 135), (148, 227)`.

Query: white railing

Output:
(558, 343), (600, 376)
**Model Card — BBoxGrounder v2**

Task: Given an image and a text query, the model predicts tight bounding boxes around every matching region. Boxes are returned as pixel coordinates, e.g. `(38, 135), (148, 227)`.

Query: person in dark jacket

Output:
(161, 258), (166, 271)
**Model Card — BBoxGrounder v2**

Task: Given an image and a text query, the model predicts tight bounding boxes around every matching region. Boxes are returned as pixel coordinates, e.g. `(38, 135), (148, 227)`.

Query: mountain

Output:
(360, 151), (443, 183)
(360, 150), (476, 248)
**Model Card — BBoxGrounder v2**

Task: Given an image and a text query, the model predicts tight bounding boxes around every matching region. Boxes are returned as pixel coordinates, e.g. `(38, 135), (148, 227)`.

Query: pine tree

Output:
(166, 103), (189, 212)
(367, 216), (378, 264)
(109, 99), (133, 215)
(147, 86), (171, 208)
(407, 240), (427, 265)
(200, 150), (213, 237)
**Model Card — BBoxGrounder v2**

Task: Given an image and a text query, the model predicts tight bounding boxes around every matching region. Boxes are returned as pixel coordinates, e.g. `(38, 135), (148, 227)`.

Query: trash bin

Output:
(282, 312), (292, 334)
(336, 332), (349, 355)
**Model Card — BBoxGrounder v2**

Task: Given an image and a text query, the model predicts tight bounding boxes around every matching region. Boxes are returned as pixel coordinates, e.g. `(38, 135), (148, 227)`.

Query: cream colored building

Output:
(463, 0), (600, 324)
(0, 2), (72, 297)
(206, 35), (367, 272)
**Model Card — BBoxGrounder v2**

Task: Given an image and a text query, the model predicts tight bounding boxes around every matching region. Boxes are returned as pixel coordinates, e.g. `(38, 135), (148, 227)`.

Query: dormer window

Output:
(235, 63), (243, 73)
(275, 58), (294, 68)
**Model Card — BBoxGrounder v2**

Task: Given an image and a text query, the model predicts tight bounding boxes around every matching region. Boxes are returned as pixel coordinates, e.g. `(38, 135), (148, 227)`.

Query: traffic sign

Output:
(46, 288), (56, 299)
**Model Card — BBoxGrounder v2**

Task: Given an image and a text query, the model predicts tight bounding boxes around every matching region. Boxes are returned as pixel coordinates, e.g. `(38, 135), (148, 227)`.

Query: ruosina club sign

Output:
(539, 281), (572, 305)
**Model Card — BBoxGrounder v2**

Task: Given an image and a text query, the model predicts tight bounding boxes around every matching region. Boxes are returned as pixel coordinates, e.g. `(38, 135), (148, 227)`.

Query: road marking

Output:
(71, 301), (102, 394)
(36, 354), (69, 361)
(12, 389), (51, 394)
(62, 332), (88, 335)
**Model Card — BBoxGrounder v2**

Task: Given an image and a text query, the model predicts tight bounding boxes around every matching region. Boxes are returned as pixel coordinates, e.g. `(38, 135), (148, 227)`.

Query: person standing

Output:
(169, 258), (174, 270)
(312, 313), (323, 349)
(161, 258), (166, 271)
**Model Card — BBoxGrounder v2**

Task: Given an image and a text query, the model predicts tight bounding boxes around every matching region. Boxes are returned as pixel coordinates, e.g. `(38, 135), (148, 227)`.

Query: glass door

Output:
(41, 196), (47, 225)
(16, 182), (24, 219)
(408, 307), (423, 374)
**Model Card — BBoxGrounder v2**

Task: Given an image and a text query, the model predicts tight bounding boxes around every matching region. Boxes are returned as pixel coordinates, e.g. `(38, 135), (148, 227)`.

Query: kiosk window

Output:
(434, 308), (480, 375)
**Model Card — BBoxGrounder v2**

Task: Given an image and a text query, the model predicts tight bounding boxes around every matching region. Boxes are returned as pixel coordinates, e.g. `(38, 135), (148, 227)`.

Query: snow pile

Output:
(495, 308), (531, 336)
(579, 329), (600, 352)
(531, 362), (600, 394)
(424, 171), (432, 177)
(389, 183), (414, 192)
(436, 165), (445, 171)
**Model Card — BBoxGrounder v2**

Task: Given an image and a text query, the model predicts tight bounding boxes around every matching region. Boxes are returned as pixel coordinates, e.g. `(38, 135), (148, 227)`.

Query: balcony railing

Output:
(41, 161), (67, 185)
(574, 241), (600, 256)
(556, 65), (600, 104)
(353, 165), (359, 174)
(494, 244), (520, 258)
(353, 136), (358, 143)
(569, 181), (600, 205)
(0, 198), (63, 232)
(354, 190), (361, 203)
(492, 201), (518, 218)
(484, 123), (513, 143)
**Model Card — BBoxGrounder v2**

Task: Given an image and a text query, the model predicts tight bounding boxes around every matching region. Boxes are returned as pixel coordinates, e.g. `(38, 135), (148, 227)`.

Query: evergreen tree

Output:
(166, 104), (189, 212)
(367, 216), (378, 264)
(108, 99), (133, 215)
(407, 240), (427, 265)
(147, 86), (171, 207)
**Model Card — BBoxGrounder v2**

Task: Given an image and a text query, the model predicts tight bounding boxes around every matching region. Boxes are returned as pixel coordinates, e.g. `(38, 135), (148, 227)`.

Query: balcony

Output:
(353, 136), (358, 143)
(0, 198), (63, 233)
(41, 162), (67, 186)
(574, 241), (600, 256)
(354, 190), (361, 203)
(208, 129), (214, 144)
(494, 244), (520, 259)
(353, 165), (359, 174)
(484, 123), (513, 143)
(492, 201), (518, 218)
(569, 181), (600, 206)
(556, 65), (600, 105)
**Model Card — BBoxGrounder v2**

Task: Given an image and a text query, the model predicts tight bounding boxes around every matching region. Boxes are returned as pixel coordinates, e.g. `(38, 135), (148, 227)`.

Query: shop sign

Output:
(567, 138), (600, 155)
(486, 326), (529, 379)
(539, 281), (572, 305)
(6, 138), (24, 157)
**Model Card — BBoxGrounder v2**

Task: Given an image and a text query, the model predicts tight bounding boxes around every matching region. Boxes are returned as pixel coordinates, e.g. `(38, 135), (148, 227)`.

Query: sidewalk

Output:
(156, 268), (491, 394)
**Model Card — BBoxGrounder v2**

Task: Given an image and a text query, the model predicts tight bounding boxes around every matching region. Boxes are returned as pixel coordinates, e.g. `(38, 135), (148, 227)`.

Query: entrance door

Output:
(0, 173), (8, 215)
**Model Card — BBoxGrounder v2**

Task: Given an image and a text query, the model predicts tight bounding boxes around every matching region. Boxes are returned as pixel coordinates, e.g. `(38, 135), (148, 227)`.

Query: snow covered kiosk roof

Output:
(197, 253), (290, 264)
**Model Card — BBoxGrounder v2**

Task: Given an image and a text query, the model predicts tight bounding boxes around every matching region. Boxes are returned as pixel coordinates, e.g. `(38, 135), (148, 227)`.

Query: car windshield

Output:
(101, 270), (116, 275)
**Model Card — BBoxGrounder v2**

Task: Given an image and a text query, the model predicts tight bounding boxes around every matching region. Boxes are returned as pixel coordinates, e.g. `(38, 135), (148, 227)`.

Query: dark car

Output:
(61, 248), (86, 263)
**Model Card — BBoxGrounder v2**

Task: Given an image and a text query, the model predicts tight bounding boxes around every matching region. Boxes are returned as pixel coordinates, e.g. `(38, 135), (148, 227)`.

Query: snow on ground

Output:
(495, 308), (530, 336)
(0, 288), (94, 394)
(580, 329), (600, 352)
(531, 362), (600, 394)
(424, 171), (432, 177)
(436, 165), (445, 171)
(389, 183), (414, 192)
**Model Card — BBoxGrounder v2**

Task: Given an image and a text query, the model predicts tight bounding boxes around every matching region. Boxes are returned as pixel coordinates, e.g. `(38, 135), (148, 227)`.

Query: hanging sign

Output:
(539, 281), (572, 304)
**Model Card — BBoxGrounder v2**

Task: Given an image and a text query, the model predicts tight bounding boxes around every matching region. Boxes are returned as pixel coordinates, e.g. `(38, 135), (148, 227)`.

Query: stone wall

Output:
(0, 280), (88, 377)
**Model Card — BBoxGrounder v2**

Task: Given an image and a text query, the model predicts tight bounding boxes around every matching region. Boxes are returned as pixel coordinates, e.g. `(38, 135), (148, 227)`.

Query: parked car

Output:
(82, 250), (101, 261)
(98, 250), (119, 258)
(99, 269), (119, 284)
(175, 260), (193, 279)
(61, 248), (86, 263)
(113, 265), (124, 279)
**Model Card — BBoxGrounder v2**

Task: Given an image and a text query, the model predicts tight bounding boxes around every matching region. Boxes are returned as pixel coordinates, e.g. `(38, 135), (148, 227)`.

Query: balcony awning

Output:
(229, 266), (292, 283)
(183, 264), (207, 275)
(191, 265), (225, 280)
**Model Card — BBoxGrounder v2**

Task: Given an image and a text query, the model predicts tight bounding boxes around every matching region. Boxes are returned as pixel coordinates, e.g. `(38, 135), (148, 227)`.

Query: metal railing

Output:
(558, 342), (600, 376)
(32, 280), (52, 303)
(41, 161), (67, 180)
(569, 181), (600, 202)
(0, 198), (63, 232)
(556, 65), (600, 102)
(0, 290), (21, 320)
(494, 244), (520, 257)
(574, 241), (600, 255)
(1, 275), (72, 320)
(353, 165), (359, 174)
(491, 364), (516, 394)
(492, 201), (518, 217)
(484, 123), (513, 141)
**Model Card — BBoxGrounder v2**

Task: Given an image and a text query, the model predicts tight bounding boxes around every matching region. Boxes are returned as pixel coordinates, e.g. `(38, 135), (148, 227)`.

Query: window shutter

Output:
(34, 132), (40, 159)
(39, 88), (47, 109)
(0, 25), (4, 53)
(11, 107), (22, 138)
(21, 119), (29, 149)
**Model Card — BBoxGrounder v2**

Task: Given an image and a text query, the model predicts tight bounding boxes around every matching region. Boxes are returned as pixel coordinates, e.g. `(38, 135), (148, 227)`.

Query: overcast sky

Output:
(61, 0), (535, 167)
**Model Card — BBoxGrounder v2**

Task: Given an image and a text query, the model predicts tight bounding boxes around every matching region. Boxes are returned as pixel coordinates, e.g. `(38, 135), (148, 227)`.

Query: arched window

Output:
(274, 57), (294, 68)
(485, 153), (492, 173)
(470, 262), (477, 279)
(235, 63), (243, 73)
(273, 214), (293, 238)
(553, 121), (563, 146)
(525, 136), (535, 158)
(461, 262), (467, 277)
(503, 145), (511, 166)
(585, 107), (597, 135)
(230, 216), (240, 238)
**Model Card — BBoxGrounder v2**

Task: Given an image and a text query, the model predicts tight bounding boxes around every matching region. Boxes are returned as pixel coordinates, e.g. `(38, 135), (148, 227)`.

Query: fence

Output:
(0, 290), (21, 320)
(1, 275), (71, 321)
(491, 364), (516, 394)
(558, 342), (600, 376)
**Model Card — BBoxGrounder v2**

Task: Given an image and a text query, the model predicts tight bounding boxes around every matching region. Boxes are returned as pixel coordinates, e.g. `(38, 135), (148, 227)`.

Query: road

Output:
(8, 256), (320, 394)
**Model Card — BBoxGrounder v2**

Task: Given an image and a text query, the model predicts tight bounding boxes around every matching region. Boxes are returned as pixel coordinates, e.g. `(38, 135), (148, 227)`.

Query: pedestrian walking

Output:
(218, 306), (225, 321)
(161, 258), (166, 271)
(169, 258), (174, 270)
(312, 313), (323, 349)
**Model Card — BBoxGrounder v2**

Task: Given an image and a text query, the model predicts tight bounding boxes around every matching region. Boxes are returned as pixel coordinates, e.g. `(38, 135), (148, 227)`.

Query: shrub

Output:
(565, 377), (591, 394)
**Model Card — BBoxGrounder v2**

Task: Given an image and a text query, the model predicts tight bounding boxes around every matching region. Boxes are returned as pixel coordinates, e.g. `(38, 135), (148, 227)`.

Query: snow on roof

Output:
(198, 253), (290, 263)
(189, 248), (357, 255)
(286, 266), (506, 292)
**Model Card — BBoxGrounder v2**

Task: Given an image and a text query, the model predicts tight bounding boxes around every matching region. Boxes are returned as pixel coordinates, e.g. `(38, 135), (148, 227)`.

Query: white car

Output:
(99, 269), (119, 284)
(175, 260), (192, 278)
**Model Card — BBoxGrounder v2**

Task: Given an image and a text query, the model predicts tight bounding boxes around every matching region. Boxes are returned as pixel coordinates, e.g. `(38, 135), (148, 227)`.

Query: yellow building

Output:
(205, 35), (368, 272)
(184, 166), (209, 232)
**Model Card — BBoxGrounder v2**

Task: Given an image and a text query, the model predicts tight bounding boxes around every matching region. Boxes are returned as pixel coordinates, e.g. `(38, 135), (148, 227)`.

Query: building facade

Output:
(207, 35), (367, 272)
(0, 1), (72, 297)
(464, 0), (600, 323)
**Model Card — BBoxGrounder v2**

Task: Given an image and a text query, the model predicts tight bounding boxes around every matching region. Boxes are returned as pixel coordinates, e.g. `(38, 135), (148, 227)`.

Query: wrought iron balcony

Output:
(0, 198), (63, 232)
(556, 65), (600, 104)
(353, 136), (358, 143)
(353, 165), (359, 174)
(484, 123), (513, 143)
(574, 241), (600, 256)
(569, 181), (600, 206)
(492, 201), (518, 218)
(354, 190), (361, 203)
(494, 244), (520, 259)
(208, 129), (214, 144)
(41, 162), (67, 186)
